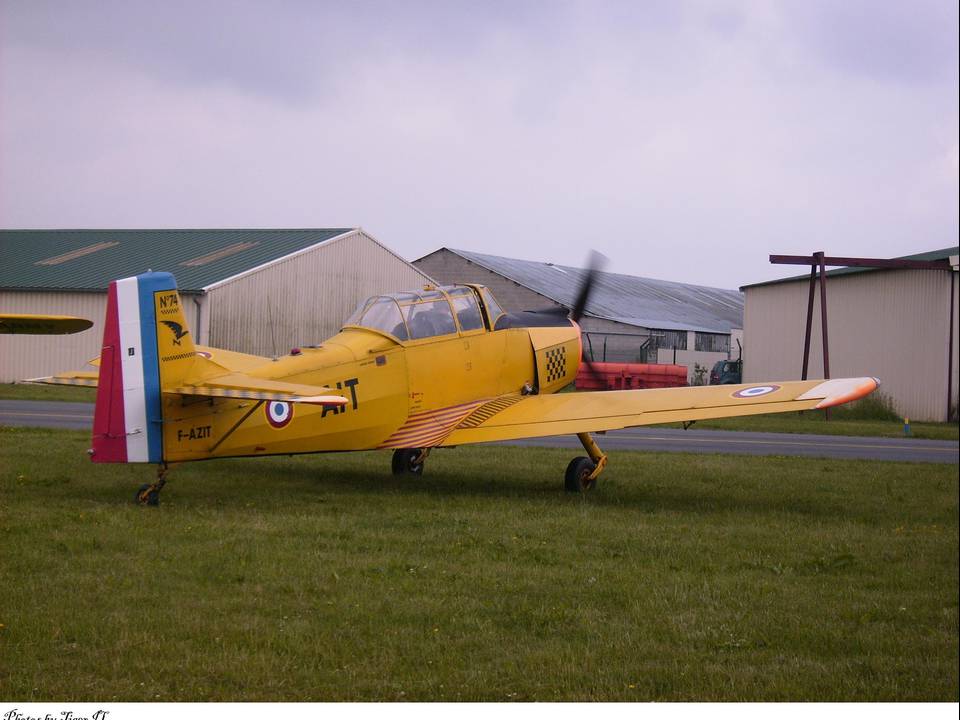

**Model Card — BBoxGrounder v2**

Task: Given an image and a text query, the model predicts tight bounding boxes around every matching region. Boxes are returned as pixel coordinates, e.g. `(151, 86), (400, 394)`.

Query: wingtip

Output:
(814, 377), (880, 410)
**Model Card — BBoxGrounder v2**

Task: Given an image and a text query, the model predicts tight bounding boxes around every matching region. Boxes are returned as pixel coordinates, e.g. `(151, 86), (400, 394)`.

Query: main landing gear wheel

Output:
(564, 456), (598, 493)
(392, 448), (426, 476)
(564, 433), (608, 493)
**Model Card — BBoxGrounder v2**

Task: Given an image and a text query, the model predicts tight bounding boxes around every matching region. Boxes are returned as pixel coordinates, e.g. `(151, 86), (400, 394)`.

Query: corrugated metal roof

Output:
(740, 246), (959, 290)
(0, 229), (355, 292)
(446, 248), (744, 333)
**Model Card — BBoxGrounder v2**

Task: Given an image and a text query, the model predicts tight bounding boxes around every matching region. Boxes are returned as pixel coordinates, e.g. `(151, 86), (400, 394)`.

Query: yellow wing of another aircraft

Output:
(443, 377), (879, 446)
(0, 313), (93, 335)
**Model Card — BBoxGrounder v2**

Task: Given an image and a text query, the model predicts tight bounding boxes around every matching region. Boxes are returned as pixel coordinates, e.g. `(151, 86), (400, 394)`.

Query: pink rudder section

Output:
(91, 281), (128, 463)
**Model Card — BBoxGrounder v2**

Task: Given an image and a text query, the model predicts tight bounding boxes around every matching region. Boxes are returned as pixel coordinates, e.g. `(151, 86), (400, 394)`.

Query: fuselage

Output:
(160, 284), (581, 462)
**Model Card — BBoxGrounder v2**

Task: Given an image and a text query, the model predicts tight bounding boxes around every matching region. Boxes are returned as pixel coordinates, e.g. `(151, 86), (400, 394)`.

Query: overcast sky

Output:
(1, 0), (957, 288)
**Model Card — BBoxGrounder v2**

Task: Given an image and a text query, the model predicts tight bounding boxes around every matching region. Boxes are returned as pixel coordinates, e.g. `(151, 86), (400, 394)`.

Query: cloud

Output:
(1, 0), (957, 287)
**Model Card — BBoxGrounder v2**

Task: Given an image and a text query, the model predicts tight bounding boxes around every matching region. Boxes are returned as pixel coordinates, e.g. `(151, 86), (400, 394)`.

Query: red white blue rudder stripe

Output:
(92, 272), (180, 464)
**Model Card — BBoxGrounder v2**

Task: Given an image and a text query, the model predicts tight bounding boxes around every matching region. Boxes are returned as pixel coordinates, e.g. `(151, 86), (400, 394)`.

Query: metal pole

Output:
(801, 257), (817, 380)
(948, 270), (956, 422)
(817, 251), (831, 420)
(817, 251), (830, 380)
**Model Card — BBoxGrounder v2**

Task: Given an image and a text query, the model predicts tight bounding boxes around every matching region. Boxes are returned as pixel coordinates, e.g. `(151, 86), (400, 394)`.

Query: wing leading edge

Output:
(442, 377), (880, 446)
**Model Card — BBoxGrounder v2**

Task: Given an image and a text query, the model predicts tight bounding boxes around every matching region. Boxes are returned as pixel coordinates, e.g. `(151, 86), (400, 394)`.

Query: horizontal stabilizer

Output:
(170, 373), (348, 405)
(22, 370), (100, 387)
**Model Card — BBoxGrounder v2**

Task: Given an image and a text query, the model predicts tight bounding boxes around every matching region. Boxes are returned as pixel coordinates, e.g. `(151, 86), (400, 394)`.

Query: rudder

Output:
(92, 272), (196, 463)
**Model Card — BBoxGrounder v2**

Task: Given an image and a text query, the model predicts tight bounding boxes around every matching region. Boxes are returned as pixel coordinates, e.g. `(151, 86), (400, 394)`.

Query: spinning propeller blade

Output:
(570, 250), (606, 323)
(569, 251), (608, 385)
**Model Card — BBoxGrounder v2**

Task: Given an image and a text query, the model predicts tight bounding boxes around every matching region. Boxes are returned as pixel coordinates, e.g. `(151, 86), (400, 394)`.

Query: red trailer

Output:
(575, 362), (688, 391)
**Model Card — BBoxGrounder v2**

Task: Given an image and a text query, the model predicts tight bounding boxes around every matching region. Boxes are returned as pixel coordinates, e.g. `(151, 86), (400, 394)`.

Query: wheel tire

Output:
(564, 456), (597, 493)
(135, 483), (160, 506)
(391, 448), (425, 476)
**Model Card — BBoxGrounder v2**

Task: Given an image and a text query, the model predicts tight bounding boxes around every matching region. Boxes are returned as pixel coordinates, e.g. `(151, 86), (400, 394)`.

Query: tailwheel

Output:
(135, 464), (170, 506)
(391, 448), (427, 476)
(564, 456), (598, 493)
(136, 483), (161, 506)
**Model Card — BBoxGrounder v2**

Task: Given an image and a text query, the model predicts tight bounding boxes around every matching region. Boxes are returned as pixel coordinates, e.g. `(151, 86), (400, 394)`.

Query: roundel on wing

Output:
(266, 401), (294, 428)
(732, 384), (781, 399)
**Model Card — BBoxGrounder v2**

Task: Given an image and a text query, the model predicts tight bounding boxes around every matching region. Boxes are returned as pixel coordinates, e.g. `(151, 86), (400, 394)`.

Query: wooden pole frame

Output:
(770, 252), (952, 420)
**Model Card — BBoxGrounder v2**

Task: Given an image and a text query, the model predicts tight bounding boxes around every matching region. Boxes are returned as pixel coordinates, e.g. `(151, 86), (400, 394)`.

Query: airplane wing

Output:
(442, 377), (880, 446)
(0, 313), (93, 335)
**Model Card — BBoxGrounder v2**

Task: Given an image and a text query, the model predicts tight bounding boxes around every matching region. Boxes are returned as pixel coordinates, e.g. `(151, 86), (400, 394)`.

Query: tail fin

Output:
(92, 272), (196, 463)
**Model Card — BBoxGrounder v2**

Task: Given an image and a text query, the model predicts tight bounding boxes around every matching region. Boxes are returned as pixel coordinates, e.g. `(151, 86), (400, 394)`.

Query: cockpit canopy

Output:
(344, 285), (504, 341)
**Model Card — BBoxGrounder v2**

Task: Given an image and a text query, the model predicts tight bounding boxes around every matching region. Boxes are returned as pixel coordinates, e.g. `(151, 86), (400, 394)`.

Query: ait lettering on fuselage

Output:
(322, 377), (360, 417)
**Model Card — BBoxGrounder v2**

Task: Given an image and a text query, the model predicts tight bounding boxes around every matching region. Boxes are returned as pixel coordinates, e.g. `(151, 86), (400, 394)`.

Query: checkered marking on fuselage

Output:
(545, 345), (567, 383)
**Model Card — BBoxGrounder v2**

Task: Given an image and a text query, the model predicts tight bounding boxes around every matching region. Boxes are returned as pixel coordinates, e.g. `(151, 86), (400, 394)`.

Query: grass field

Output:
(1, 425), (957, 701)
(0, 383), (97, 403)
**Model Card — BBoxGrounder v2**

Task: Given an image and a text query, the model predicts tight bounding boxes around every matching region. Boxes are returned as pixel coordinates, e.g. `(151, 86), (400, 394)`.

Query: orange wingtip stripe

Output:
(814, 377), (880, 410)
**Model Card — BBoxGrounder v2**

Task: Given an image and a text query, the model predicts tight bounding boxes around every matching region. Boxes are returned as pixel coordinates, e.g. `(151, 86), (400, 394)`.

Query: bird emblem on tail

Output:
(161, 320), (190, 346)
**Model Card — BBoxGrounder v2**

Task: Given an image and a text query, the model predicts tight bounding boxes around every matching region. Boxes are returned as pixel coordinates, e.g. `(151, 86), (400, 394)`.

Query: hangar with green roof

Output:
(0, 229), (434, 382)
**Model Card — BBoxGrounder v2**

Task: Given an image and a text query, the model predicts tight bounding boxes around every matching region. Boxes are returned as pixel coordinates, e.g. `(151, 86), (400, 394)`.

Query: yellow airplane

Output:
(32, 270), (880, 505)
(0, 313), (93, 335)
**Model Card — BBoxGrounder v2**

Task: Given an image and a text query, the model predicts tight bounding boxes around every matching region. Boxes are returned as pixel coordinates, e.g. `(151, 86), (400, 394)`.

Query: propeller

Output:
(570, 250), (606, 324)
(569, 251), (608, 388)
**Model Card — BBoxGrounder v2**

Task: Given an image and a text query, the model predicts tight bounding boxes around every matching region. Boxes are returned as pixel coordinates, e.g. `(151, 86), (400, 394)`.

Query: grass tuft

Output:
(830, 393), (901, 422)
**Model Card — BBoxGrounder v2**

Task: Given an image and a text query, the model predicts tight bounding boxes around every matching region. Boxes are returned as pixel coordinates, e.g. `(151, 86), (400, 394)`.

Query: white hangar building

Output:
(414, 247), (744, 382)
(741, 246), (959, 422)
(0, 229), (434, 383)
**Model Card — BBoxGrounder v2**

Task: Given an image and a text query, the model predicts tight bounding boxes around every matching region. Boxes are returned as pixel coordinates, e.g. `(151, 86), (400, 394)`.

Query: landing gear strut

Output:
(564, 433), (608, 493)
(392, 448), (429, 476)
(136, 463), (171, 506)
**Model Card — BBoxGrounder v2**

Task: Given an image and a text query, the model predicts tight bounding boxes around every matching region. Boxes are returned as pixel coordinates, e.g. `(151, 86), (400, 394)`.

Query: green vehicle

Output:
(709, 358), (742, 385)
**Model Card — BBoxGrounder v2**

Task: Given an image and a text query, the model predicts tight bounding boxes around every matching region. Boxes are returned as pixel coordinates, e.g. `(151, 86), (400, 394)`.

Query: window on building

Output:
(695, 332), (730, 353)
(650, 329), (688, 351)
